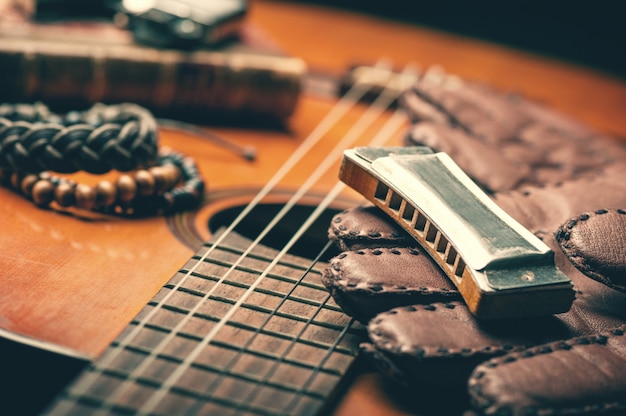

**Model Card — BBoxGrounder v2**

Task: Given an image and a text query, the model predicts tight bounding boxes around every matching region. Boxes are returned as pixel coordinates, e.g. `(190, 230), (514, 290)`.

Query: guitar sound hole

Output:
(208, 203), (343, 261)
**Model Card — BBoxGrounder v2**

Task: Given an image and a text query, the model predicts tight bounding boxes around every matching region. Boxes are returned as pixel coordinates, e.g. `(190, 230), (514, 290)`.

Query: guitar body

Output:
(2, 1), (626, 415)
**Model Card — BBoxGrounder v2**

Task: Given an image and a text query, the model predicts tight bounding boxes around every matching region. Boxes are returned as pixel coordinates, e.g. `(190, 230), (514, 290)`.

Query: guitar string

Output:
(182, 236), (338, 416)
(62, 63), (418, 414)
(73, 61), (391, 414)
(175, 71), (414, 415)
(230, 108), (412, 416)
(277, 109), (412, 414)
(187, 237), (339, 416)
(135, 65), (419, 416)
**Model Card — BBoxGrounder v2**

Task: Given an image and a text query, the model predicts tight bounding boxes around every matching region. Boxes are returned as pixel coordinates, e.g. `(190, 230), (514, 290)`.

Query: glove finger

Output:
(468, 325), (626, 416)
(325, 194), (626, 326)
(556, 209), (626, 293)
(402, 74), (626, 193)
(494, 164), (626, 241)
(360, 242), (626, 387)
(323, 246), (459, 323)
(325, 204), (461, 322)
(328, 204), (412, 251)
(363, 301), (575, 385)
(329, 204), (626, 387)
(403, 70), (530, 143)
(465, 211), (626, 416)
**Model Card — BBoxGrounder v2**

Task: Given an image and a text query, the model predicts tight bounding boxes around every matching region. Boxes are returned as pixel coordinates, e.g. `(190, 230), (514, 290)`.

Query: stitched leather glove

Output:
(323, 72), (626, 415)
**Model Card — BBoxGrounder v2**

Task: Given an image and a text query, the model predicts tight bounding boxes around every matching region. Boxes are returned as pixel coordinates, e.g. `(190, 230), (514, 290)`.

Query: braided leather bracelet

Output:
(0, 102), (160, 174)
(0, 103), (205, 215)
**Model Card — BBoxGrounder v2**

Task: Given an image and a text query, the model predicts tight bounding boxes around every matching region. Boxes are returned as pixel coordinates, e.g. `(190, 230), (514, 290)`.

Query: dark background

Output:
(32, 0), (625, 80)
(294, 0), (626, 81)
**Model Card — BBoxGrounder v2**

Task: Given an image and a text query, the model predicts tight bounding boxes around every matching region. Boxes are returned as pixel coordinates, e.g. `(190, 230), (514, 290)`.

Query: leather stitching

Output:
(326, 249), (458, 297)
(331, 210), (407, 242)
(468, 325), (626, 415)
(555, 208), (625, 289)
(368, 302), (523, 359)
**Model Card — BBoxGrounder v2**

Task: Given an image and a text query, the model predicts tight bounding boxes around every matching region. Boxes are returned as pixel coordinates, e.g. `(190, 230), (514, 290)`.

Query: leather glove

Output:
(322, 71), (626, 415)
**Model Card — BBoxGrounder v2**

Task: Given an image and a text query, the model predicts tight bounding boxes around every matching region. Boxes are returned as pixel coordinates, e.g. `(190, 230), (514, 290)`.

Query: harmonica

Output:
(340, 146), (574, 319)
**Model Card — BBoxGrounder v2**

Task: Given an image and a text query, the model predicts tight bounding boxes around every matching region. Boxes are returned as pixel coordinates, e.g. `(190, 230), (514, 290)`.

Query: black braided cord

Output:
(0, 103), (206, 216)
(0, 102), (158, 174)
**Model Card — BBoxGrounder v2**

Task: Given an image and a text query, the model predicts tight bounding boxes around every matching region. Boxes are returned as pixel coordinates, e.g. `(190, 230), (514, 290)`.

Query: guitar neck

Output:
(45, 230), (365, 415)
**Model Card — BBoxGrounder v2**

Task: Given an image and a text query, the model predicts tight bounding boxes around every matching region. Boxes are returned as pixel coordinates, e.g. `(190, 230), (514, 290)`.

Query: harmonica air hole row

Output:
(372, 177), (467, 281)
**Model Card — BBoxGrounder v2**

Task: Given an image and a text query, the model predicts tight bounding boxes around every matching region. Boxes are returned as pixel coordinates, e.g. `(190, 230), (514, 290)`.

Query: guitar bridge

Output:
(339, 146), (574, 319)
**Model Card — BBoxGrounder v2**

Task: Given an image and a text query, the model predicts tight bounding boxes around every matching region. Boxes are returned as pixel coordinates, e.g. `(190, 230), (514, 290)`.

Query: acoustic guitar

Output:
(2, 1), (626, 415)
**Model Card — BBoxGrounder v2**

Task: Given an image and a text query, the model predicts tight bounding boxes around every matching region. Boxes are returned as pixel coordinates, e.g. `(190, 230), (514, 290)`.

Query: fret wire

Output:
(218, 187), (362, 411)
(136, 64), (411, 414)
(91, 357), (331, 401)
(57, 64), (417, 415)
(85, 92), (404, 414)
(187, 255), (327, 292)
(147, 298), (349, 330)
(181, 240), (335, 415)
(147, 300), (343, 331)
(74, 60), (382, 416)
(231, 101), (415, 415)
(128, 317), (358, 356)
(173, 278), (343, 313)
(228, 288), (337, 415)
(67, 339), (340, 415)
(109, 337), (346, 378)
(167, 268), (325, 296)
(62, 356), (329, 416)
(153, 276), (348, 325)
(180, 265), (327, 294)
(199, 248), (324, 277)
(196, 242), (325, 276)
(139, 176), (363, 414)
(64, 388), (279, 416)
(161, 276), (345, 315)
(282, 317), (359, 414)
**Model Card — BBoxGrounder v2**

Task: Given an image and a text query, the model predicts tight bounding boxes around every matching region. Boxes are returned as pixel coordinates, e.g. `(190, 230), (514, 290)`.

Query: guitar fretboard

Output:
(46, 232), (365, 415)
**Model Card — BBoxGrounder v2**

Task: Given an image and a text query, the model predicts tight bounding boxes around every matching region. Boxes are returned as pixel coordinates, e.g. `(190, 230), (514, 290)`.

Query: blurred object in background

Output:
(0, 0), (305, 124)
(113, 0), (248, 49)
(26, 0), (248, 49)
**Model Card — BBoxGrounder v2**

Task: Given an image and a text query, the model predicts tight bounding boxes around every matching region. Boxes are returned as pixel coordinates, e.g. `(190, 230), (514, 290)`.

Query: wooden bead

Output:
(95, 180), (117, 207)
(117, 174), (137, 203)
(20, 174), (39, 196)
(149, 166), (167, 193)
(75, 184), (96, 210)
(134, 169), (155, 196)
(32, 180), (55, 206)
(4, 148), (202, 215)
(161, 164), (181, 189)
(55, 182), (76, 207)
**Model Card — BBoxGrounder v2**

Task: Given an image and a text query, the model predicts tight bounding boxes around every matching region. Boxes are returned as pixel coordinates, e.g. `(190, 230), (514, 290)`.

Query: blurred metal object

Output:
(114, 0), (248, 48)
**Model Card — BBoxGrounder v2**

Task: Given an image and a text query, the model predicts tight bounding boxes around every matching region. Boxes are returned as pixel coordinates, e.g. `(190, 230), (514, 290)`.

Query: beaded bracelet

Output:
(1, 148), (205, 216)
(0, 103), (205, 215)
